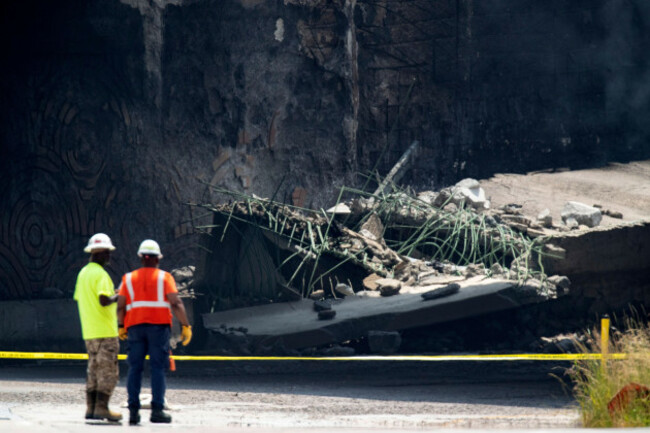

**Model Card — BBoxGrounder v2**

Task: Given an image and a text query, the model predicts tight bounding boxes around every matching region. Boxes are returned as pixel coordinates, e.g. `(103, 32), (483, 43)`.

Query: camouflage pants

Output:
(85, 337), (119, 394)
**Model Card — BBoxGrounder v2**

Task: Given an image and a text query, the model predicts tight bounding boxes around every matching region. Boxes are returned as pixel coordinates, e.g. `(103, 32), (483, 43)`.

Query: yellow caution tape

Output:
(0, 351), (627, 361)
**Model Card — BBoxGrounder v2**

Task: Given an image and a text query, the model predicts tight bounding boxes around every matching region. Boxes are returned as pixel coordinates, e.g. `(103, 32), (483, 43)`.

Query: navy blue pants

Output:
(126, 324), (170, 411)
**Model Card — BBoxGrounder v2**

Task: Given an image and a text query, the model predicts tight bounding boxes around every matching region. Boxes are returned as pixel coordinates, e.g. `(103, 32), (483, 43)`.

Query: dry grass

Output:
(568, 319), (650, 427)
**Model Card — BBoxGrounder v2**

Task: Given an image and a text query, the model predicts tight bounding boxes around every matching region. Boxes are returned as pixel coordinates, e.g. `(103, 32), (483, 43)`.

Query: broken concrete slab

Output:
(202, 277), (553, 353)
(334, 283), (355, 297)
(561, 201), (602, 227)
(326, 202), (351, 214)
(452, 178), (490, 210)
(375, 278), (401, 291)
(417, 274), (465, 286)
(537, 209), (553, 228)
(360, 212), (385, 240)
(421, 283), (461, 301)
(362, 273), (382, 290)
(541, 220), (650, 304)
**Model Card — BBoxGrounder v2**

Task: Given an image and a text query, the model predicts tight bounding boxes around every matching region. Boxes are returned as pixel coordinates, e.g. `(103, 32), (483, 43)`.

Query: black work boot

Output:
(150, 404), (172, 423)
(128, 407), (140, 425)
(85, 390), (98, 420)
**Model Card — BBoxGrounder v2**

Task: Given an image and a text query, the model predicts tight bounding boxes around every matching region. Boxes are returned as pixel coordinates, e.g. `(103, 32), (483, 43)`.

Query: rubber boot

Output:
(150, 404), (172, 423)
(85, 390), (97, 420)
(93, 392), (123, 422)
(129, 407), (140, 425)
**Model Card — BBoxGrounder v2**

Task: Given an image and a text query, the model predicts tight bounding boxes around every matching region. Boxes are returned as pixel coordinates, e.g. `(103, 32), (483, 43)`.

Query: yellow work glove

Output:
(181, 325), (192, 346)
(118, 326), (128, 341)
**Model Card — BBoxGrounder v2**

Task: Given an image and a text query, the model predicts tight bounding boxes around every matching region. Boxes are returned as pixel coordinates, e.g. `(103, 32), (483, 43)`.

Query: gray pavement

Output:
(0, 359), (603, 432)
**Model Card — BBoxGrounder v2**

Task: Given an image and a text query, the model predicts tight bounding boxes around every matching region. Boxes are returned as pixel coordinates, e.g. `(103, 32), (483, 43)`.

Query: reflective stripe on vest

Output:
(125, 270), (170, 312)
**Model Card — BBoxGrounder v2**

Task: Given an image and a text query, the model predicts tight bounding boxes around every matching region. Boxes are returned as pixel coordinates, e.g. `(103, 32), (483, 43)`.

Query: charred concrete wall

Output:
(355, 0), (650, 184)
(543, 221), (650, 316)
(1, 0), (649, 300)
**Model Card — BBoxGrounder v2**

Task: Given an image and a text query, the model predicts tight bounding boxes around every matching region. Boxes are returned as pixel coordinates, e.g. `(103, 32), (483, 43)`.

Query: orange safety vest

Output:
(118, 267), (177, 329)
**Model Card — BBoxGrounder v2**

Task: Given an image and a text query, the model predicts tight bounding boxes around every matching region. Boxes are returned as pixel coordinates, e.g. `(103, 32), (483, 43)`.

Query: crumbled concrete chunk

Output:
(451, 178), (490, 210)
(363, 273), (381, 290)
(547, 275), (571, 294)
(318, 309), (336, 320)
(326, 203), (351, 214)
(313, 300), (332, 312)
(335, 283), (355, 297)
(537, 208), (553, 228)
(360, 213), (385, 241)
(564, 216), (579, 229)
(421, 283), (460, 301)
(376, 279), (401, 297)
(561, 201), (602, 227)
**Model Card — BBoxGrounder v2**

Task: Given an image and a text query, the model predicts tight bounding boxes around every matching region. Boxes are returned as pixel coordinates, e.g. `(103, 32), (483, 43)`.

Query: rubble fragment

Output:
(359, 212), (384, 240)
(313, 300), (332, 312)
(547, 275), (571, 294)
(421, 283), (460, 301)
(526, 227), (547, 238)
(603, 209), (624, 219)
(318, 309), (336, 320)
(537, 333), (583, 354)
(309, 290), (325, 300)
(326, 203), (351, 214)
(375, 278), (401, 293)
(451, 178), (490, 210)
(171, 265), (196, 296)
(362, 273), (381, 290)
(537, 209), (553, 228)
(368, 330), (402, 354)
(335, 283), (355, 297)
(561, 201), (602, 227)
(564, 217), (580, 229)
(378, 285), (401, 297)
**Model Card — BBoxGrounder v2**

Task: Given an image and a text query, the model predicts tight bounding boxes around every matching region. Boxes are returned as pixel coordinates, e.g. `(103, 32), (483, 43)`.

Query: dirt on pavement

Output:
(480, 160), (650, 226)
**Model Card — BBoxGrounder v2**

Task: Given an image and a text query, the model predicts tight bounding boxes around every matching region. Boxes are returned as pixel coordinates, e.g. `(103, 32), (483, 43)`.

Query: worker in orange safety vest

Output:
(116, 239), (192, 425)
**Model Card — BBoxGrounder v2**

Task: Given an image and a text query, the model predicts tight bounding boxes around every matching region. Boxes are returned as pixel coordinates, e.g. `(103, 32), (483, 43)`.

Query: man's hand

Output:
(118, 326), (128, 341)
(181, 325), (192, 346)
(99, 294), (118, 307)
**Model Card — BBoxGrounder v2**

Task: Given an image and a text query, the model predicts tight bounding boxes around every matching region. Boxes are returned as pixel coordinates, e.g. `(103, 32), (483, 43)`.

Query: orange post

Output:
(169, 351), (176, 372)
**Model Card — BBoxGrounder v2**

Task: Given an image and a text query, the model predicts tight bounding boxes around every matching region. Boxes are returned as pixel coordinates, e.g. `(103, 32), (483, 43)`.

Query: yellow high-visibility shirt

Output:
(73, 262), (118, 339)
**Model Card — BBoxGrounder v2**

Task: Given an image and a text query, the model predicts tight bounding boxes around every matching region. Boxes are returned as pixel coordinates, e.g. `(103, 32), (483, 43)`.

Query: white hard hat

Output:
(138, 239), (163, 258)
(84, 233), (116, 253)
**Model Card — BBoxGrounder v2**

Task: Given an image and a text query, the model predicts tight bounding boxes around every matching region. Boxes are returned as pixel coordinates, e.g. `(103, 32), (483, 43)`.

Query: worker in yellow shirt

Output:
(73, 233), (122, 422)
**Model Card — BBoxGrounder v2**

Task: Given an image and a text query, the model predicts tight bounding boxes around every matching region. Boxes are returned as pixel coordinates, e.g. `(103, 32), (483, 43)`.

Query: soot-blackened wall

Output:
(1, 0), (649, 300)
(355, 0), (650, 187)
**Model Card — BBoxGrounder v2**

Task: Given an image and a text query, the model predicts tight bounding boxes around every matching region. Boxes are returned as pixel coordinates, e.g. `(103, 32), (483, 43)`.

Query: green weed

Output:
(569, 320), (650, 427)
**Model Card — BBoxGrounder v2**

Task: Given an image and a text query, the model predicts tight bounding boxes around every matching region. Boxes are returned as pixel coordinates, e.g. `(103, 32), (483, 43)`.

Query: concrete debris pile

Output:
(170, 266), (197, 297)
(185, 182), (587, 355)
(432, 178), (621, 237)
(492, 200), (608, 235)
(192, 183), (567, 308)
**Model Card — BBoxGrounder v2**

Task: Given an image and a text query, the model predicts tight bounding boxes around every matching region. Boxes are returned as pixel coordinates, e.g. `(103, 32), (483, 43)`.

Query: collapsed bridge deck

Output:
(202, 276), (552, 352)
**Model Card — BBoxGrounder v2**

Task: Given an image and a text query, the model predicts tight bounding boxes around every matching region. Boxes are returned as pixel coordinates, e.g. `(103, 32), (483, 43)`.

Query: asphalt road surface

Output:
(0, 359), (580, 432)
